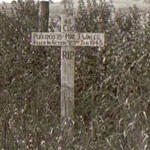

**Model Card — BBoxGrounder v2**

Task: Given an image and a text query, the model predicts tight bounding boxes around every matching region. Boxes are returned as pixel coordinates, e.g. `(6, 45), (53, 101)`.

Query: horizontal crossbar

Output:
(31, 32), (104, 47)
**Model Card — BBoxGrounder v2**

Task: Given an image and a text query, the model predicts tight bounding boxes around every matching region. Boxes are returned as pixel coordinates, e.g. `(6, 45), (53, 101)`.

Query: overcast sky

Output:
(0, 0), (61, 3)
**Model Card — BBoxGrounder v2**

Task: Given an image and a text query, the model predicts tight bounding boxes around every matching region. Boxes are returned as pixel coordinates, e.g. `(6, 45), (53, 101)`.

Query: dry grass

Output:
(1, 0), (150, 149)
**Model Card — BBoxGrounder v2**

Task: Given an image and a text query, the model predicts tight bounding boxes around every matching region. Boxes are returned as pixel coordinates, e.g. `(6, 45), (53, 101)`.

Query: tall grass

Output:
(0, 0), (150, 149)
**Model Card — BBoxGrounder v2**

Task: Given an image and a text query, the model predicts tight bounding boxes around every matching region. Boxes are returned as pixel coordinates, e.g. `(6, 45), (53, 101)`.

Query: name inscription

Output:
(31, 32), (104, 47)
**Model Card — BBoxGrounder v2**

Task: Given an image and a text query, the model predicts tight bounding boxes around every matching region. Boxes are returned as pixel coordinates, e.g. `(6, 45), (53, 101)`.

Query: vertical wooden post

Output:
(59, 4), (75, 146)
(39, 1), (49, 32)
(59, 1), (75, 149)
(61, 0), (75, 122)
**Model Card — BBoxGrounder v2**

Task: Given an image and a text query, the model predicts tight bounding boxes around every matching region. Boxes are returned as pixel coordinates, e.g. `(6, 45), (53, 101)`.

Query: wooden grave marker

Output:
(31, 0), (104, 125)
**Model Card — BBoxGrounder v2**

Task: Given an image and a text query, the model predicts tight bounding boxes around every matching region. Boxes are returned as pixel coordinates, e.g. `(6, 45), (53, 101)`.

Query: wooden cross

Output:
(31, 0), (104, 122)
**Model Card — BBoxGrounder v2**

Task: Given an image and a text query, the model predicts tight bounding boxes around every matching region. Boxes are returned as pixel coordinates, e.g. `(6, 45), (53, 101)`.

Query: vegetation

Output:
(1, 0), (150, 149)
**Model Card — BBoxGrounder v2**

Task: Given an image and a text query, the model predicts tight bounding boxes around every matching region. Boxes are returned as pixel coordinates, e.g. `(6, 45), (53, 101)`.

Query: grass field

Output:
(1, 0), (150, 15)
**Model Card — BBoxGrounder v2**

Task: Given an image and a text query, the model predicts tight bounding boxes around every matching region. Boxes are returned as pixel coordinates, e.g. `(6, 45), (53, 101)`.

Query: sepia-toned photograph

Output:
(1, 0), (150, 149)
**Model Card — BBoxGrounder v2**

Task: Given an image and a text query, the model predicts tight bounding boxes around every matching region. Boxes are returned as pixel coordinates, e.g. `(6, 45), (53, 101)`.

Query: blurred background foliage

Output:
(1, 0), (150, 149)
